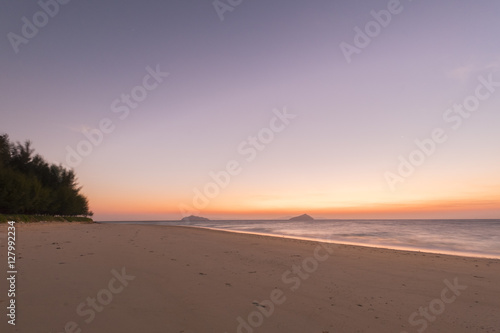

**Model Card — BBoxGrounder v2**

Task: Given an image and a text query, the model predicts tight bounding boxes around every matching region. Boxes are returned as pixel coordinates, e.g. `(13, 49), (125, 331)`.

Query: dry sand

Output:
(0, 222), (499, 333)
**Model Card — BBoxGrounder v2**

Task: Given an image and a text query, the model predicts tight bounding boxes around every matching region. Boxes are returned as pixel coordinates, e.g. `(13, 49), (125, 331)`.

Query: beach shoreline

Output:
(1, 222), (499, 332)
(153, 223), (500, 260)
(98, 220), (500, 260)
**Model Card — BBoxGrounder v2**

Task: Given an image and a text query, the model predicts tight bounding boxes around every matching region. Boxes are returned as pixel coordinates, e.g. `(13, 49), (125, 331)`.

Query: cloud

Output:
(448, 59), (500, 83)
(62, 124), (92, 134)
(447, 64), (476, 83)
(483, 59), (500, 71)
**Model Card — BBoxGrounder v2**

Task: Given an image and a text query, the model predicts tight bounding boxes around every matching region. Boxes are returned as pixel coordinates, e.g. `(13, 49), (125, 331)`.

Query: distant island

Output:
(289, 214), (314, 221)
(181, 215), (210, 222)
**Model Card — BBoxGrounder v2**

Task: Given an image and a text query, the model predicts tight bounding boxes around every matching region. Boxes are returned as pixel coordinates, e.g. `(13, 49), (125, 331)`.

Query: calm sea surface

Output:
(100, 219), (500, 259)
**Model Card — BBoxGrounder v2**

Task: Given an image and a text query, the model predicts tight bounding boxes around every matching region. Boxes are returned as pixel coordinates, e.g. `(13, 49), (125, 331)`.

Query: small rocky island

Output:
(181, 215), (210, 222)
(288, 214), (314, 221)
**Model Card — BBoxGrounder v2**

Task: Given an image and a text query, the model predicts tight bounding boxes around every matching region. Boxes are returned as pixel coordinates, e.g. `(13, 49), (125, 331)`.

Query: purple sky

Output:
(1, 0), (499, 220)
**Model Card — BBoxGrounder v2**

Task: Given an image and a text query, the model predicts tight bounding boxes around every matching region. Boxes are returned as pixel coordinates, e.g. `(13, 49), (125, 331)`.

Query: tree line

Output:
(0, 134), (92, 216)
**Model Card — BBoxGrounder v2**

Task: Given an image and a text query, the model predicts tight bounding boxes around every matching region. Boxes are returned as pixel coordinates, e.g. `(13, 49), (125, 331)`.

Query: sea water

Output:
(101, 219), (500, 259)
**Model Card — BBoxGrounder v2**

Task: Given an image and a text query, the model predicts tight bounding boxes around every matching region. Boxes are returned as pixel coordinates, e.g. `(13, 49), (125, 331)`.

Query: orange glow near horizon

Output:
(91, 194), (500, 221)
(84, 159), (500, 221)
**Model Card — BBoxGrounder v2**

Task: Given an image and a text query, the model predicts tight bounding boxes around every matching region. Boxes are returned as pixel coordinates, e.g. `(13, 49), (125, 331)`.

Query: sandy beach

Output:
(0, 222), (499, 333)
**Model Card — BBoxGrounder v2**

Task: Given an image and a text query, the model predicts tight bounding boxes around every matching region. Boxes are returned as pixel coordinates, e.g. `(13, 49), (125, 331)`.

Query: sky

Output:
(1, 0), (499, 221)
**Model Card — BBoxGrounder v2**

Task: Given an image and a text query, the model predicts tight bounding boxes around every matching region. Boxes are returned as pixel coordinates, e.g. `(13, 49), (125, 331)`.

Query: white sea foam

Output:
(102, 219), (500, 259)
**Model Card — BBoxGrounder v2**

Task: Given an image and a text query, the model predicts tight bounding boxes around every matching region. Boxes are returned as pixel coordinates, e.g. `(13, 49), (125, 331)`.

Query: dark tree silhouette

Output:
(0, 134), (91, 216)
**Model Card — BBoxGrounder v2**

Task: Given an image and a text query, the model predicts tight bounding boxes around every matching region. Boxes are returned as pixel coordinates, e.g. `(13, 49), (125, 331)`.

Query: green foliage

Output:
(0, 134), (92, 216)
